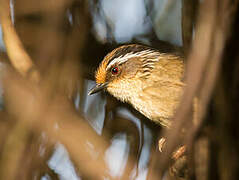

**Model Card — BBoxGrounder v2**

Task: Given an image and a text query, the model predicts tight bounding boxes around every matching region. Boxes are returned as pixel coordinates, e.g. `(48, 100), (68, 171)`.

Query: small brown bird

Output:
(89, 44), (185, 128)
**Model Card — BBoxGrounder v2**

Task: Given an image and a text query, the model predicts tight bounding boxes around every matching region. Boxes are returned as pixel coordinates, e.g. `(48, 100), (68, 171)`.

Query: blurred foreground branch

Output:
(0, 0), (39, 81)
(0, 0), (113, 179)
(148, 0), (238, 179)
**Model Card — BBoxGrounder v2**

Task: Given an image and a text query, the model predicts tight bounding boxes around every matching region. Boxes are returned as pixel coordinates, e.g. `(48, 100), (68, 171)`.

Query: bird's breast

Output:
(129, 79), (184, 127)
(107, 78), (143, 103)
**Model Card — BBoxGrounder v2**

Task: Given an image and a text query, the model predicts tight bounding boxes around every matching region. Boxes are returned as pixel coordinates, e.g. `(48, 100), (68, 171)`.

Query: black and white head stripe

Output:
(106, 45), (161, 70)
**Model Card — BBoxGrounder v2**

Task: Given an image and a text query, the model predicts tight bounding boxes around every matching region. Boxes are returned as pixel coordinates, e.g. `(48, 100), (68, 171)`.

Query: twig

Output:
(0, 0), (40, 81)
(181, 0), (198, 55)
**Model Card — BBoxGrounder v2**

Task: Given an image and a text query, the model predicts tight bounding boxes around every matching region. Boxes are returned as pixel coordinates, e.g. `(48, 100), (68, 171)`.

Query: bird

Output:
(88, 44), (185, 128)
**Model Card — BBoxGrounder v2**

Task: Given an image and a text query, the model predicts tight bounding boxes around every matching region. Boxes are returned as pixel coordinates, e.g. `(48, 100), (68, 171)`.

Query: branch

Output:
(0, 0), (40, 81)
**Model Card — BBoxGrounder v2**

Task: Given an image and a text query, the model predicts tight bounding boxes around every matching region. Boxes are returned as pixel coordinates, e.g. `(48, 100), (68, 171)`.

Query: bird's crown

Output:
(95, 44), (160, 84)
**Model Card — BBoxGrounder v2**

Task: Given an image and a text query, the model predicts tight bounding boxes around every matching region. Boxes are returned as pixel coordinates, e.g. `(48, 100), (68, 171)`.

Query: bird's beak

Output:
(88, 82), (108, 95)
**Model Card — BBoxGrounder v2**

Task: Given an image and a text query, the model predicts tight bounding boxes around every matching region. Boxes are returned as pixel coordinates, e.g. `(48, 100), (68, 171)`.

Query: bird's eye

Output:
(111, 66), (119, 75)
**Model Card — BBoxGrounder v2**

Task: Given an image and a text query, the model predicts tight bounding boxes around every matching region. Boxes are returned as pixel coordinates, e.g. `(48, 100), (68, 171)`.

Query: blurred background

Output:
(0, 0), (239, 180)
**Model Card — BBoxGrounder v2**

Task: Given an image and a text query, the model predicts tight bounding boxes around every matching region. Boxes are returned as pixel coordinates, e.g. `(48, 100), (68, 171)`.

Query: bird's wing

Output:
(140, 57), (184, 121)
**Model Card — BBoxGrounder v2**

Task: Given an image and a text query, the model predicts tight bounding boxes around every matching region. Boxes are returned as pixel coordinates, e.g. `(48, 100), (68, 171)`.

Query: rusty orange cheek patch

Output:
(95, 61), (107, 84)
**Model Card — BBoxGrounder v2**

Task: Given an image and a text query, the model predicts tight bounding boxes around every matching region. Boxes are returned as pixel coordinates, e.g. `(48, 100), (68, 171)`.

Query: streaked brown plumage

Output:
(89, 44), (185, 128)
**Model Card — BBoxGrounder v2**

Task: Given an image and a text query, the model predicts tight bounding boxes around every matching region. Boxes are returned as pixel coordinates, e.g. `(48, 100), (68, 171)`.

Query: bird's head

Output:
(88, 44), (161, 98)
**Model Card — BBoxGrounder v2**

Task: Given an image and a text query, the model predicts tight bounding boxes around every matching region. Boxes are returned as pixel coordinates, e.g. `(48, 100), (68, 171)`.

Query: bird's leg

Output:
(158, 137), (166, 152)
(158, 137), (186, 160)
(172, 145), (187, 160)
